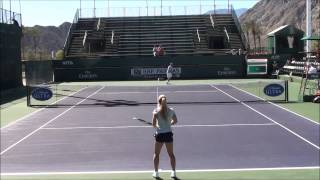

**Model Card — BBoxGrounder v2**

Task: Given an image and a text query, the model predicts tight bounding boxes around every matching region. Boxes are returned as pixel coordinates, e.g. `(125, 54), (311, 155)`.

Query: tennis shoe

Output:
(152, 171), (159, 178)
(170, 171), (176, 178)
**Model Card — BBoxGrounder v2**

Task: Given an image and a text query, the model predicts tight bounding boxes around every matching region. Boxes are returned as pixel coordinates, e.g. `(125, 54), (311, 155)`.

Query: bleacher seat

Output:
(65, 14), (245, 58)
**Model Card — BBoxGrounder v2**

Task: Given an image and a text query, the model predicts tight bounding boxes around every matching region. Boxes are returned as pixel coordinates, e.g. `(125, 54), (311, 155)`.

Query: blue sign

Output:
(263, 84), (284, 97)
(31, 87), (53, 101)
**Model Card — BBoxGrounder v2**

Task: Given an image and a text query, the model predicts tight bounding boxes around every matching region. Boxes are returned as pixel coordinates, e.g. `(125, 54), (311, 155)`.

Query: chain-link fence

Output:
(23, 60), (54, 86)
(0, 8), (22, 26)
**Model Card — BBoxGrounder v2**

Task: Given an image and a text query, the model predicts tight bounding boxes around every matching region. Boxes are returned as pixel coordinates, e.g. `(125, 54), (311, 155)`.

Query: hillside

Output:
(21, 22), (71, 60)
(240, 0), (320, 49)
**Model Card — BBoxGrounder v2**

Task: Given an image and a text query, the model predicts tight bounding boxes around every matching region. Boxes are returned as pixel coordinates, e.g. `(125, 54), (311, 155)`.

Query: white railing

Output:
(196, 28), (201, 43)
(209, 13), (214, 29)
(0, 8), (22, 26)
(224, 27), (230, 43)
(231, 5), (247, 50)
(63, 9), (80, 56)
(79, 4), (231, 18)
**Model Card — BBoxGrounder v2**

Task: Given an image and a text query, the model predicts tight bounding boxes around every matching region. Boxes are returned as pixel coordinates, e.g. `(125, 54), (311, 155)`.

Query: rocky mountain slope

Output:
(21, 22), (71, 60)
(239, 0), (320, 49)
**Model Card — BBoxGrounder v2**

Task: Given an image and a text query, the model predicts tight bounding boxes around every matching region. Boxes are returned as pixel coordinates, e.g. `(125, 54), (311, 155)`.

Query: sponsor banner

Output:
(31, 87), (53, 101)
(247, 59), (268, 75)
(131, 67), (181, 78)
(217, 67), (238, 76)
(62, 60), (74, 65)
(78, 70), (98, 80)
(263, 83), (284, 97)
(246, 59), (268, 63)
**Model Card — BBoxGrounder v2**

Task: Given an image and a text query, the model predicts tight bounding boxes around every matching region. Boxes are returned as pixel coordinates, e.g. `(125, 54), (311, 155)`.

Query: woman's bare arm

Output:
(171, 114), (177, 125)
(152, 114), (157, 128)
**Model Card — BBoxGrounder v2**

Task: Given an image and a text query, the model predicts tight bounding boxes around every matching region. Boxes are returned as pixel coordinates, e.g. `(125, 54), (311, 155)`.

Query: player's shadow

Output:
(154, 177), (182, 180)
(172, 177), (182, 180)
(153, 176), (182, 180)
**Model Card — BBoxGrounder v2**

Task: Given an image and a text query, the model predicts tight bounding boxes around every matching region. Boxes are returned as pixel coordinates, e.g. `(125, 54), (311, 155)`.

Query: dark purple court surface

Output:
(1, 84), (319, 174)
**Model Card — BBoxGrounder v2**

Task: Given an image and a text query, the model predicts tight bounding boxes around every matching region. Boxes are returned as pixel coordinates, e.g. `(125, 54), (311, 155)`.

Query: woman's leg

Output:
(154, 141), (163, 172)
(165, 142), (176, 171)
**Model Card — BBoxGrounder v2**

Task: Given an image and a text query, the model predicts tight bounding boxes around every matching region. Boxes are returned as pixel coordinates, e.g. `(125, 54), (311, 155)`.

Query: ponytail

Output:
(158, 95), (168, 120)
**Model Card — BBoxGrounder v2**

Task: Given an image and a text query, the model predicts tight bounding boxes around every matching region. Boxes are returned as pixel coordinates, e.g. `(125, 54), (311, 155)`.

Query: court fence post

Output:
(285, 80), (289, 102)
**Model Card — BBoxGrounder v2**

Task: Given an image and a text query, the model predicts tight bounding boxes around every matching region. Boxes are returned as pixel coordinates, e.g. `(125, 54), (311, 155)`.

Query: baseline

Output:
(2, 166), (319, 176)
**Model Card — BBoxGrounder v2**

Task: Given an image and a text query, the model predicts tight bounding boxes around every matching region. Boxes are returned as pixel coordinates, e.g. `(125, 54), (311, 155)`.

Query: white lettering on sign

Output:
(78, 70), (98, 79)
(62, 61), (74, 65)
(131, 67), (181, 77)
(217, 67), (237, 76)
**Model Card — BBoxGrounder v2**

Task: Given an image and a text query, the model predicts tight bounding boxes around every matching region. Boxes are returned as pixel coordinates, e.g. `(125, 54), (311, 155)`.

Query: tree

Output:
(242, 22), (251, 50)
(255, 24), (262, 53)
(55, 50), (64, 60)
(29, 27), (40, 59)
(248, 20), (257, 54)
(21, 27), (39, 60)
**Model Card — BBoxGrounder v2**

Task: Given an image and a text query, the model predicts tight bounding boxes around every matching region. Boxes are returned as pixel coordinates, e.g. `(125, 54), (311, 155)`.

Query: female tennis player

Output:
(152, 94), (178, 178)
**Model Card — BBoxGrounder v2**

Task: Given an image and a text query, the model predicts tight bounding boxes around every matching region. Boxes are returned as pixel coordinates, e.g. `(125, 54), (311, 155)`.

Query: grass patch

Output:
(1, 86), (26, 108)
(0, 101), (38, 127)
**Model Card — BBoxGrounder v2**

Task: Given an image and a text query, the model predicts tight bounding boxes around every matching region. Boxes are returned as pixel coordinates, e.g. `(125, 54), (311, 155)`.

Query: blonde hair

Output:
(157, 95), (168, 120)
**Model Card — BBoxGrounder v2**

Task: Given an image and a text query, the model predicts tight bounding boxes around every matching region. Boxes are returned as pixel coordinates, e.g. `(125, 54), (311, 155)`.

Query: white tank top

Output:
(153, 107), (176, 134)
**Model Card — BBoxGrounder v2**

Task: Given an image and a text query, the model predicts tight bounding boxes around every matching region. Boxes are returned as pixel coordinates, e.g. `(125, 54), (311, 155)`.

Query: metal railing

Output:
(230, 5), (247, 50)
(63, 9), (80, 57)
(0, 8), (22, 26)
(79, 4), (232, 18)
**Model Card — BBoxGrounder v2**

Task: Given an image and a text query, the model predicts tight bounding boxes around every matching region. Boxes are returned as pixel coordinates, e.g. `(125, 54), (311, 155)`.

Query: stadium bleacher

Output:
(282, 58), (320, 76)
(64, 13), (245, 59)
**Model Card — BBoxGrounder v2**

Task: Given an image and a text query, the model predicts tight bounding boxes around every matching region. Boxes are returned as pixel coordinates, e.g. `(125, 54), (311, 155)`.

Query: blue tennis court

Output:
(1, 83), (319, 174)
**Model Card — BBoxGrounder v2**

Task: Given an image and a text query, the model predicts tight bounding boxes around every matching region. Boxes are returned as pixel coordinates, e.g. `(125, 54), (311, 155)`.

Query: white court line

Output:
(175, 123), (275, 127)
(0, 86), (105, 156)
(211, 85), (320, 150)
(1, 86), (89, 130)
(41, 123), (276, 130)
(174, 90), (219, 93)
(98, 90), (219, 95)
(2, 166), (319, 176)
(43, 126), (151, 130)
(230, 84), (320, 125)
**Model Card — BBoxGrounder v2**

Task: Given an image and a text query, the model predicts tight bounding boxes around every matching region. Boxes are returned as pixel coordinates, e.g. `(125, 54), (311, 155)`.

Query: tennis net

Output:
(26, 80), (288, 107)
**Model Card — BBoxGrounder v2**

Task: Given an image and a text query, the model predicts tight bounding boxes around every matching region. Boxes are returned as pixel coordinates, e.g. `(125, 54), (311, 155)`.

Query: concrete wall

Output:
(0, 23), (22, 90)
(53, 55), (246, 81)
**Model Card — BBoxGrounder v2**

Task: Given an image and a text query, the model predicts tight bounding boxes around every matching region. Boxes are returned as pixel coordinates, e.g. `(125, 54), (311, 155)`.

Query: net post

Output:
(285, 80), (289, 102)
(55, 84), (57, 103)
(156, 78), (159, 101)
(26, 85), (31, 107)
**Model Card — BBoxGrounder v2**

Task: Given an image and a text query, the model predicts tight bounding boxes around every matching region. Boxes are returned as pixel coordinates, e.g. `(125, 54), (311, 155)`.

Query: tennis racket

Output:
(132, 117), (152, 125)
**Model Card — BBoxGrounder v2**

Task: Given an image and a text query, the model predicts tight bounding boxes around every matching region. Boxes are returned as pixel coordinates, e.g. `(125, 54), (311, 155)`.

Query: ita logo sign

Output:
(31, 87), (53, 101)
(263, 84), (284, 97)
